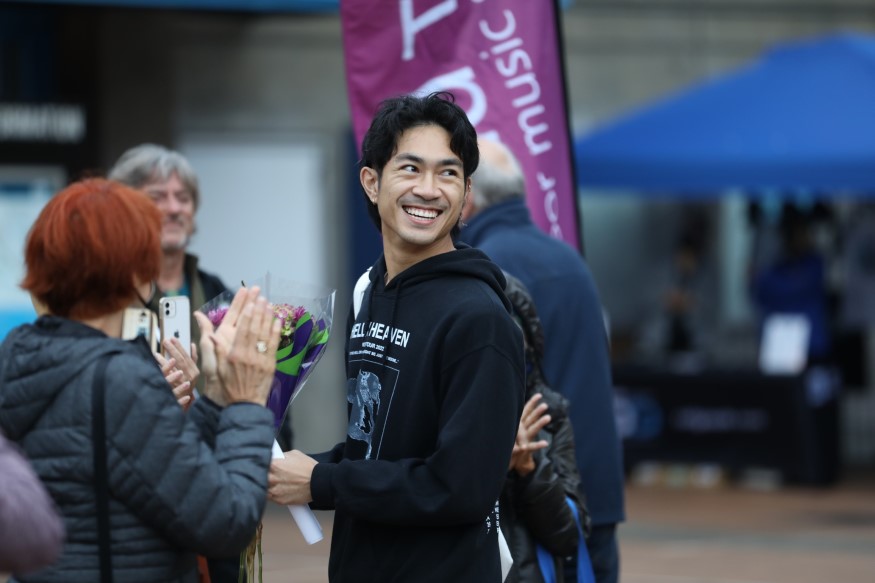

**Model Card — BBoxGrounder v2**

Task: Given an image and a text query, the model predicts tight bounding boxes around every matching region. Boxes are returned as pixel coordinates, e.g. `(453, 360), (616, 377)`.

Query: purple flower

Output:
(207, 307), (229, 327)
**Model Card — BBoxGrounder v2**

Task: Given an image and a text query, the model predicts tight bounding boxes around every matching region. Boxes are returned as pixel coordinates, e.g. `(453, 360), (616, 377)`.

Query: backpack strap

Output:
(535, 497), (596, 583)
(567, 497), (596, 583)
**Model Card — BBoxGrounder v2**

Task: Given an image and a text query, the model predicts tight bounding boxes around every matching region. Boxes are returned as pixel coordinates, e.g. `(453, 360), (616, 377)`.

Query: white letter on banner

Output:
(507, 72), (541, 108)
(519, 104), (551, 155)
(479, 9), (515, 41)
(545, 188), (564, 239)
(414, 67), (488, 126)
(538, 172), (564, 239)
(400, 0), (458, 61)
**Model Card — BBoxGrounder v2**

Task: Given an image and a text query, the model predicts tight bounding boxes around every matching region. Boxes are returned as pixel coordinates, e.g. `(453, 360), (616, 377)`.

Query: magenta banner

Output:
(341, 0), (581, 250)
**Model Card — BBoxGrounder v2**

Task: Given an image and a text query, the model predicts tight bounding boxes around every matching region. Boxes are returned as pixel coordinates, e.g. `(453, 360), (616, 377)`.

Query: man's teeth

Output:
(405, 207), (439, 219)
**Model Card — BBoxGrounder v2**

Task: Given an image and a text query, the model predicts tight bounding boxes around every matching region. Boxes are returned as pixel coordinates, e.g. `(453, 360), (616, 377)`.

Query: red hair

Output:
(21, 178), (162, 320)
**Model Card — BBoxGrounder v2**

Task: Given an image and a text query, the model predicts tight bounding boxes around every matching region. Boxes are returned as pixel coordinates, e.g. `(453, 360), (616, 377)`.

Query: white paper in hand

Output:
(498, 525), (513, 581)
(272, 440), (323, 544)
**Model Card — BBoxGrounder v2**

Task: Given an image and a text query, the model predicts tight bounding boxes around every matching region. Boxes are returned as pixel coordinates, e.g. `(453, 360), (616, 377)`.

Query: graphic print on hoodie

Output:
(347, 364), (397, 459)
(346, 305), (410, 460)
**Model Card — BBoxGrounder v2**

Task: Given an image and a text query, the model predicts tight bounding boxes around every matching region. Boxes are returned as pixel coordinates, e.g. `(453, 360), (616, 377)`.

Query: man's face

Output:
(142, 173), (195, 253)
(362, 124), (469, 260)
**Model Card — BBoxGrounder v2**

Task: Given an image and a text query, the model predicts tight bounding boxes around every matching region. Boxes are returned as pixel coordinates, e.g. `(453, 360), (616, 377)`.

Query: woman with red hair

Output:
(0, 178), (282, 583)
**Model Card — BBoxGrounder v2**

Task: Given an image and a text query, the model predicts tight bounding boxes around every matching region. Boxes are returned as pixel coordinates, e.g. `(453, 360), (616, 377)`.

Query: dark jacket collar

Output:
(460, 198), (533, 247)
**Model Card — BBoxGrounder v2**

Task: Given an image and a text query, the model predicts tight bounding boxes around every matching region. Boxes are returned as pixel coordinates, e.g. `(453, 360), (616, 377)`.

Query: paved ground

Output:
(258, 471), (875, 583)
(618, 472), (875, 583)
(4, 472), (873, 582)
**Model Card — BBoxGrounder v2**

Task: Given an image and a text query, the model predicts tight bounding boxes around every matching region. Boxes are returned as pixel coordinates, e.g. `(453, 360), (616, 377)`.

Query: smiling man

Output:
(268, 92), (525, 583)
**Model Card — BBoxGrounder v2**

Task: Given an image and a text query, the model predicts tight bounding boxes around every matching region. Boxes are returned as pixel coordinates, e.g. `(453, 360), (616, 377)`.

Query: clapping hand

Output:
(156, 337), (200, 411)
(193, 286), (281, 406)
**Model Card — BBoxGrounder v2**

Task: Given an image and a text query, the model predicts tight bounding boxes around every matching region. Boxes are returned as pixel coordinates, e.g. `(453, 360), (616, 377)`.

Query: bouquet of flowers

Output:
(201, 273), (335, 582)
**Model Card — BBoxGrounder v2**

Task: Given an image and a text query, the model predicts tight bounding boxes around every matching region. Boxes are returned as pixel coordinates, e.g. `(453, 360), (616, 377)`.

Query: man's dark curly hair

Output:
(359, 91), (479, 237)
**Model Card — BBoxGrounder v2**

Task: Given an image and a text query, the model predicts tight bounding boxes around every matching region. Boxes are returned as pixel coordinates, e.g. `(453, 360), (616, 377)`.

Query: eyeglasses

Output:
(135, 280), (157, 307)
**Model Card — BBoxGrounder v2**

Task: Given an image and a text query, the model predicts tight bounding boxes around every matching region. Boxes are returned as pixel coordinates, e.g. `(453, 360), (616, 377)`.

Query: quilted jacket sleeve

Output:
(542, 387), (591, 537)
(101, 355), (274, 557)
(186, 394), (224, 449)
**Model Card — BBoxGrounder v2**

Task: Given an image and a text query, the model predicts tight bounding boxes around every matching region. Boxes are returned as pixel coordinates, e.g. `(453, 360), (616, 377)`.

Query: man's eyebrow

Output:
(145, 185), (189, 193)
(395, 153), (463, 168)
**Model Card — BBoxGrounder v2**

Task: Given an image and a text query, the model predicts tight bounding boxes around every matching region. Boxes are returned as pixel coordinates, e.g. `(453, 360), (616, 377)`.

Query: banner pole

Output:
(552, 0), (585, 256)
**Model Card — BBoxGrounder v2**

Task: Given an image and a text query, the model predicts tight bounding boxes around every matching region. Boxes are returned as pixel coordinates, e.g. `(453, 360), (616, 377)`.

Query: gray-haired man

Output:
(109, 144), (228, 345)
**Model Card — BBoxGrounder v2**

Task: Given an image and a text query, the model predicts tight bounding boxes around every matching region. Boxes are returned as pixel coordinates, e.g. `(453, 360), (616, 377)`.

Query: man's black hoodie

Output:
(310, 246), (525, 582)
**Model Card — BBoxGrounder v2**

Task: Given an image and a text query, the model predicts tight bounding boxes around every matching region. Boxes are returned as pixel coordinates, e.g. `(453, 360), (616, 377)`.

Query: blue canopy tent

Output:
(574, 31), (875, 194)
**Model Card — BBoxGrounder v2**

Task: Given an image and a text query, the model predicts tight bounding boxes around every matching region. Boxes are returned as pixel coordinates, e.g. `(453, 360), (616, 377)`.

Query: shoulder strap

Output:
(535, 497), (596, 583)
(91, 354), (114, 583)
(568, 497), (596, 583)
(353, 268), (372, 319)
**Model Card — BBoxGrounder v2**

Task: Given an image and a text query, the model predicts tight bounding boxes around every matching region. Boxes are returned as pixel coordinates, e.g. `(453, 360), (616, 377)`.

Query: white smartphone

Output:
(159, 296), (191, 357)
(122, 307), (159, 353)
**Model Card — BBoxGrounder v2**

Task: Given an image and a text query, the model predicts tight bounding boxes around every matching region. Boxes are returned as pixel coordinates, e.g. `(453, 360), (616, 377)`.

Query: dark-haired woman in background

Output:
(501, 272), (590, 583)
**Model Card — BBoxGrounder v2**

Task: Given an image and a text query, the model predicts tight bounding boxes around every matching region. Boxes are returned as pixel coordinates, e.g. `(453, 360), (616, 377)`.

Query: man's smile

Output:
(403, 206), (442, 220)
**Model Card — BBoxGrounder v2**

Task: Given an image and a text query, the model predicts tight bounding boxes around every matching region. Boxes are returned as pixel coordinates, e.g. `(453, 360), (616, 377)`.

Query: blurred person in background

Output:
(751, 204), (832, 364)
(0, 178), (280, 583)
(502, 272), (590, 583)
(108, 144), (229, 360)
(461, 139), (625, 583)
(637, 208), (716, 371)
(0, 430), (65, 575)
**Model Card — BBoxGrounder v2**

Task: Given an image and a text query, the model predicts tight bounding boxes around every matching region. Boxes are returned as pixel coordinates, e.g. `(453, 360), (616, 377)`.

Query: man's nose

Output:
(163, 195), (183, 214)
(412, 173), (439, 198)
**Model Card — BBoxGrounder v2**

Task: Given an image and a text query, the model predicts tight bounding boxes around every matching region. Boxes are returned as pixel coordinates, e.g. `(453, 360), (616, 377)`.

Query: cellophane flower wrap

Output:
(200, 274), (335, 428)
(199, 273), (335, 583)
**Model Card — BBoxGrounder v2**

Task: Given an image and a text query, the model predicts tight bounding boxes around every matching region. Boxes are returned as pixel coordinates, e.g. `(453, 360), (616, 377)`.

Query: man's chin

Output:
(161, 237), (189, 254)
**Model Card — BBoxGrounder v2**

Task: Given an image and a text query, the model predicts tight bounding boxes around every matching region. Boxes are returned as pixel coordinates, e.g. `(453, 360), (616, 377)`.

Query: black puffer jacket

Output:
(0, 316), (274, 583)
(501, 274), (589, 583)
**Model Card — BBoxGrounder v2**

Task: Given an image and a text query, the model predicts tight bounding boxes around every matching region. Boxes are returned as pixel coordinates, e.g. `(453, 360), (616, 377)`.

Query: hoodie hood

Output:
(368, 243), (512, 314)
(0, 316), (143, 439)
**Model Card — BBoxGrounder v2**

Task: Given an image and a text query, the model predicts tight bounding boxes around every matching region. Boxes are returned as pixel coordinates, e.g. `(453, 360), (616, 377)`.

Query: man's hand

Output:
(268, 450), (318, 506)
(508, 393), (550, 476)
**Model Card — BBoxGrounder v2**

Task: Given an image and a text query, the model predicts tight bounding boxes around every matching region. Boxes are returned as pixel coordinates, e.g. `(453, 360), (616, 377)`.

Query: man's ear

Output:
(360, 167), (379, 204)
(461, 179), (475, 221)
